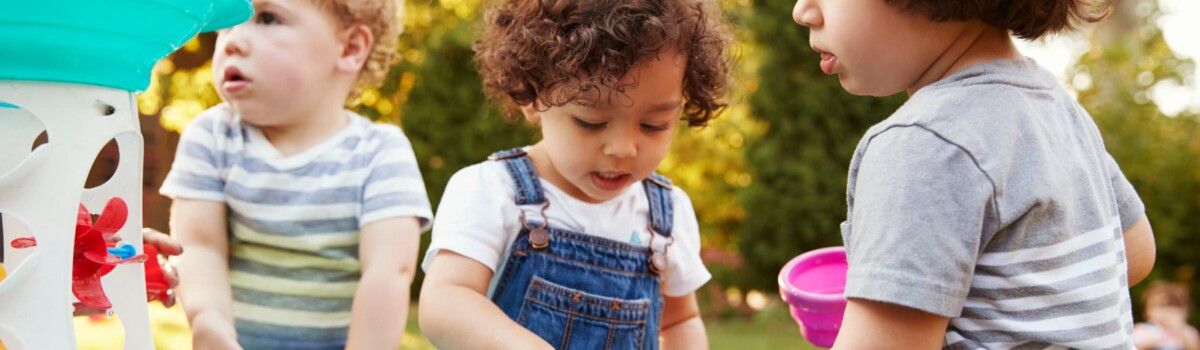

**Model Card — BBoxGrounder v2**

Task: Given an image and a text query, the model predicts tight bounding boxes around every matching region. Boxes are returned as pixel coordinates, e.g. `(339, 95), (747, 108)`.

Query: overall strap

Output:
(488, 148), (546, 205)
(642, 173), (674, 237)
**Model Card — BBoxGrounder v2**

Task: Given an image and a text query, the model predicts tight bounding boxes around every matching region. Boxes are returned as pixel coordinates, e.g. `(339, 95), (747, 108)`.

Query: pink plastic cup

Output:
(778, 246), (848, 348)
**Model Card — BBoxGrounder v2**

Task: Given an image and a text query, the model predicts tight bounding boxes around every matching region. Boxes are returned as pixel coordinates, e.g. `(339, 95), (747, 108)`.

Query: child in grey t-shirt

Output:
(792, 0), (1156, 348)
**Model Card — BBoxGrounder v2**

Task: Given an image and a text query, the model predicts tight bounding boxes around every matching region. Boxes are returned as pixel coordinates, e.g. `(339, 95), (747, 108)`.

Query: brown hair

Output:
(474, 0), (733, 127)
(887, 0), (1115, 40)
(1143, 281), (1191, 310)
(313, 0), (402, 88)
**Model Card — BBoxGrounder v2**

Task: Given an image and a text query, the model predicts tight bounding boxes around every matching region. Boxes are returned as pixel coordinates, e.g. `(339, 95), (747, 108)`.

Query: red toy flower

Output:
(10, 197), (145, 310)
(73, 197), (149, 309)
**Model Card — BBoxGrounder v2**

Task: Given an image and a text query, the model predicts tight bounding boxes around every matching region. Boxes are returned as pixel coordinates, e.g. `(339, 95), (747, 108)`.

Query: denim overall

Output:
(488, 148), (675, 350)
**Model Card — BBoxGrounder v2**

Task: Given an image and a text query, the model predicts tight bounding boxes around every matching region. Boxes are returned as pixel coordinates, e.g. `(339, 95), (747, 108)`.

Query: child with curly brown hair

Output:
(160, 0), (432, 349)
(790, 0), (1157, 348)
(418, 0), (733, 349)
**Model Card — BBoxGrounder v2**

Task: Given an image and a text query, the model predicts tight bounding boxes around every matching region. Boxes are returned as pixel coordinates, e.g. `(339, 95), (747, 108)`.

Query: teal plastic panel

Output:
(0, 0), (251, 92)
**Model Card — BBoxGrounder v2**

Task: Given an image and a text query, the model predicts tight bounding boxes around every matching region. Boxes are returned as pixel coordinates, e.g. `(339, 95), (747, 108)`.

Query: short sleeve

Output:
(1104, 153), (1145, 231)
(661, 187), (712, 297)
(359, 129), (434, 229)
(845, 126), (994, 317)
(159, 109), (229, 202)
(420, 162), (520, 273)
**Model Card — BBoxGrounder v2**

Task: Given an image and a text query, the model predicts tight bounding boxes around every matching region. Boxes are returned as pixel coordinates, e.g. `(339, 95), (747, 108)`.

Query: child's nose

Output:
(219, 27), (250, 56)
(603, 130), (637, 159)
(792, 0), (822, 27)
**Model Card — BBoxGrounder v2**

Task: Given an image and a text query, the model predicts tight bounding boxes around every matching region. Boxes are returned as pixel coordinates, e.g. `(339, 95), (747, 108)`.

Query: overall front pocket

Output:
(517, 277), (652, 350)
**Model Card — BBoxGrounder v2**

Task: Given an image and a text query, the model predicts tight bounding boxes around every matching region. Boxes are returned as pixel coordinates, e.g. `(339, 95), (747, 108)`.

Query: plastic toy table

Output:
(0, 1), (249, 349)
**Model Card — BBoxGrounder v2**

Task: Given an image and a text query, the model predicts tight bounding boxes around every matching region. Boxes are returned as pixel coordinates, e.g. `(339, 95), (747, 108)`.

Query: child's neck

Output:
(908, 23), (1021, 96)
(258, 104), (350, 157)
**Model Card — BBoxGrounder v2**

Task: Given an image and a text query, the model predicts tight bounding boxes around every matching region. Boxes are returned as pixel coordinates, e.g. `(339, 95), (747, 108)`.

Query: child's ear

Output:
(337, 25), (374, 75)
(520, 104), (541, 125)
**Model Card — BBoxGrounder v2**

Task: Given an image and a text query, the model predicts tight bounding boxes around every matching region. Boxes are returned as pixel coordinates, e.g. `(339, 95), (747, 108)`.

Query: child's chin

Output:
(578, 188), (624, 203)
(231, 106), (271, 125)
(842, 79), (901, 97)
(844, 83), (902, 97)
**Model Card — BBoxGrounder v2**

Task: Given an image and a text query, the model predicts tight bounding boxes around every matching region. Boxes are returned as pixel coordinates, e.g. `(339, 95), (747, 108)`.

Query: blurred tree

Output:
(736, 0), (904, 291)
(1069, 0), (1200, 323)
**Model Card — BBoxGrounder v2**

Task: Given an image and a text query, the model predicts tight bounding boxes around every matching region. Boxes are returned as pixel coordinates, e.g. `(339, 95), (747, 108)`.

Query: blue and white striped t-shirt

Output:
(160, 104), (432, 347)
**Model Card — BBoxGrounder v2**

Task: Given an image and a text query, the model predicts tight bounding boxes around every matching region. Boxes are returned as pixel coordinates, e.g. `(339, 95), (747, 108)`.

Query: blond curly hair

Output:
(313, 0), (402, 88)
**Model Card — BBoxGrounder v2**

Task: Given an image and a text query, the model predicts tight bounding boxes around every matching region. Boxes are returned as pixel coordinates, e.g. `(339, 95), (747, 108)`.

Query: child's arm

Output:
(345, 216), (421, 349)
(660, 292), (707, 350)
(1122, 215), (1155, 286)
(1106, 154), (1154, 286)
(833, 299), (950, 350)
(419, 251), (555, 350)
(170, 198), (243, 349)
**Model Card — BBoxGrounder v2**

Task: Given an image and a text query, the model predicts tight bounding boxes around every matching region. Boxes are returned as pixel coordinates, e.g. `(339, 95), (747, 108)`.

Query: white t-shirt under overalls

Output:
(421, 160), (711, 298)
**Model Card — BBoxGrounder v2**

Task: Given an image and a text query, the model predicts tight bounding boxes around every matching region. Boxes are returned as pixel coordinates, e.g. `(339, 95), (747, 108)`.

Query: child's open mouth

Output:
(818, 51), (837, 75)
(221, 66), (251, 93)
(591, 172), (631, 191)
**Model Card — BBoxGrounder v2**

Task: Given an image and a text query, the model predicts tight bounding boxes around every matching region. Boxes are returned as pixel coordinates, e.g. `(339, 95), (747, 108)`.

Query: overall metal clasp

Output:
(646, 223), (674, 275)
(519, 202), (552, 250)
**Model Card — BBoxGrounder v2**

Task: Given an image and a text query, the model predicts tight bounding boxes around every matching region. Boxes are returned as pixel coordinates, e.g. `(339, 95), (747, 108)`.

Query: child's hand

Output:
(141, 228), (181, 307)
(142, 228), (183, 256)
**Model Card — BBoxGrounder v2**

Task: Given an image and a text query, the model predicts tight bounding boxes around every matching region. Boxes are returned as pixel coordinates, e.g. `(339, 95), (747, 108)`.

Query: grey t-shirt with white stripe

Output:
(160, 105), (433, 346)
(843, 58), (1143, 349)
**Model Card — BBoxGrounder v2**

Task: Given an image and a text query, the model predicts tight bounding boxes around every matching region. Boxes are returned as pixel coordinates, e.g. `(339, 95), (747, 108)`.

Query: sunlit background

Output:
(42, 0), (1200, 348)
(1017, 0), (1200, 116)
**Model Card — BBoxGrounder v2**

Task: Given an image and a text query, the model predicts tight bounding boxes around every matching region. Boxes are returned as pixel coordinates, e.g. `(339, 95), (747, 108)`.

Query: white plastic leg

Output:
(0, 81), (154, 350)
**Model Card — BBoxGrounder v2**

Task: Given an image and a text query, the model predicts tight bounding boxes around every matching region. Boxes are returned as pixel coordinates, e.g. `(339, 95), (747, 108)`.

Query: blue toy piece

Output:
(0, 0), (252, 92)
(107, 243), (138, 260)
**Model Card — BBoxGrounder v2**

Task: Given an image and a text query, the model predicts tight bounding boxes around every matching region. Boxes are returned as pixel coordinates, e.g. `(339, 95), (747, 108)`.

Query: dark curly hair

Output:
(475, 0), (733, 127)
(887, 0), (1114, 40)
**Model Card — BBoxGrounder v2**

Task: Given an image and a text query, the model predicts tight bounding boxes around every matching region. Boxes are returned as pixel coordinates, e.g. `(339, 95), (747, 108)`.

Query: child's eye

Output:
(641, 123), (670, 132)
(573, 118), (606, 130)
(256, 12), (279, 25)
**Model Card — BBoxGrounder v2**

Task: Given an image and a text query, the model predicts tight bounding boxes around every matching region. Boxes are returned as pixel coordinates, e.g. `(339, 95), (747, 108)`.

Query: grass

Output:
(706, 303), (822, 350)
(73, 300), (820, 349)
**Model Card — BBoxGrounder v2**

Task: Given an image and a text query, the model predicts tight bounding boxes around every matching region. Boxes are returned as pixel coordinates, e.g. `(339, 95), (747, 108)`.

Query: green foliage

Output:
(735, 0), (904, 290)
(1069, 3), (1200, 322)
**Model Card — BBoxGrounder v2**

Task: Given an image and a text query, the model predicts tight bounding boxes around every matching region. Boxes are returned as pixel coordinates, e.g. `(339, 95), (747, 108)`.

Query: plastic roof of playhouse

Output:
(0, 0), (252, 92)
